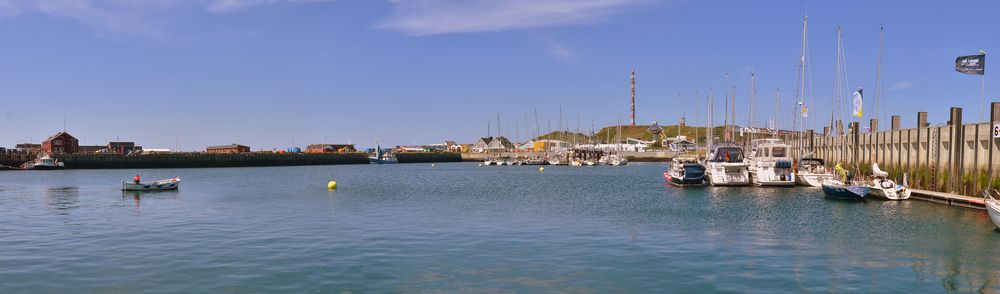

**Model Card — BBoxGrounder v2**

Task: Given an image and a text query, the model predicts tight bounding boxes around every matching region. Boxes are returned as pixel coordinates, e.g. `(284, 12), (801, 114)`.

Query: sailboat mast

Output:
(723, 74), (730, 141)
(707, 88), (714, 148)
(774, 88), (780, 139)
(874, 24), (884, 132)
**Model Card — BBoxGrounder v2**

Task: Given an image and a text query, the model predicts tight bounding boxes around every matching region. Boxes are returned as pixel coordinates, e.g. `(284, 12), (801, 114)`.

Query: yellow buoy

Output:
(327, 180), (337, 190)
(539, 167), (545, 172)
(431, 163), (436, 167)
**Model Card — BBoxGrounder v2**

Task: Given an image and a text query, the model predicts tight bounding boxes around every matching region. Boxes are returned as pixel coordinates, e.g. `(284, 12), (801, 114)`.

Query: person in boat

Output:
(134, 174), (141, 184)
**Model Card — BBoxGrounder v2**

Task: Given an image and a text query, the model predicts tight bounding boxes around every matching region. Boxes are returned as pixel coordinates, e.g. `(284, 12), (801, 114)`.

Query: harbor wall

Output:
(792, 102), (1000, 196)
(51, 153), (370, 169)
(396, 152), (462, 163)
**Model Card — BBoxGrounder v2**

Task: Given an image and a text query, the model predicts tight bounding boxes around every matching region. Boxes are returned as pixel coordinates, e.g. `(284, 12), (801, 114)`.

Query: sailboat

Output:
(868, 163), (911, 200)
(821, 27), (868, 200)
(791, 16), (837, 187)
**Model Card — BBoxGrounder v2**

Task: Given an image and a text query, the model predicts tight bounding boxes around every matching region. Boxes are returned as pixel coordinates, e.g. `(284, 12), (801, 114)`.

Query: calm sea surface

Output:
(1, 163), (999, 293)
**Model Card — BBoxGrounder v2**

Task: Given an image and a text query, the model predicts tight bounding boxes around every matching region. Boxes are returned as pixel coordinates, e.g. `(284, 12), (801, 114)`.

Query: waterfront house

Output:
(486, 136), (513, 151)
(471, 136), (513, 153)
(305, 144), (356, 153)
(42, 132), (79, 154)
(206, 144), (251, 154)
(445, 141), (463, 152)
(470, 137), (492, 153)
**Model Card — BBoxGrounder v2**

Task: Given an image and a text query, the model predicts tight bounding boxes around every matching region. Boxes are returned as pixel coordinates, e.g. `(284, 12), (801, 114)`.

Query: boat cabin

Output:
(707, 146), (745, 163)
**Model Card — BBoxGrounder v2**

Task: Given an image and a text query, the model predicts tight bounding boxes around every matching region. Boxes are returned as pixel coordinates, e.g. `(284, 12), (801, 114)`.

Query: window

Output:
(772, 147), (786, 157)
(54, 140), (62, 145)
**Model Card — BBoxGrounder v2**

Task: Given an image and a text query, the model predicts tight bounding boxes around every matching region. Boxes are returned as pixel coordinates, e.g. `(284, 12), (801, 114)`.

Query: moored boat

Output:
(867, 163), (910, 200)
(795, 157), (836, 187)
(703, 144), (750, 186)
(821, 179), (869, 201)
(984, 190), (1000, 231)
(746, 141), (795, 187)
(664, 155), (706, 186)
(24, 155), (65, 170)
(122, 177), (180, 191)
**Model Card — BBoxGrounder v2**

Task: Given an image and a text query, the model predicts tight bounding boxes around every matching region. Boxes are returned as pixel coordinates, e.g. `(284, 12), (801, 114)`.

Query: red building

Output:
(42, 132), (79, 154)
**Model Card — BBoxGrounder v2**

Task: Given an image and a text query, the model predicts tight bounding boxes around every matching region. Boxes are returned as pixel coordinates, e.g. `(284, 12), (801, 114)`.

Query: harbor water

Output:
(1, 163), (998, 293)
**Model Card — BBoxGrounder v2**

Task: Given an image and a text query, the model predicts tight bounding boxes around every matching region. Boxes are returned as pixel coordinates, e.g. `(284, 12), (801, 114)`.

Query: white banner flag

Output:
(852, 88), (863, 117)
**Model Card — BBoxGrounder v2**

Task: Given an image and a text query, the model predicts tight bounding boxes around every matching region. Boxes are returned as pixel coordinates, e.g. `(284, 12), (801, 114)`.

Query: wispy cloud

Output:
(377, 0), (652, 36)
(0, 0), (336, 41)
(889, 81), (912, 90)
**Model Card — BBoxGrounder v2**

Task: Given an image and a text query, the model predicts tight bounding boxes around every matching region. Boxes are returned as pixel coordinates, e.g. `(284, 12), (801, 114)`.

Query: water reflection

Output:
(44, 186), (79, 215)
(121, 190), (180, 212)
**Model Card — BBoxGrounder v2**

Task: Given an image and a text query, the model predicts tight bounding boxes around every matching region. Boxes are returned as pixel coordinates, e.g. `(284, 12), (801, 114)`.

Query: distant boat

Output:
(664, 155), (706, 186)
(369, 143), (398, 164)
(122, 177), (180, 191)
(867, 163), (910, 200)
(24, 155), (65, 170)
(600, 153), (628, 166)
(983, 190), (1000, 230)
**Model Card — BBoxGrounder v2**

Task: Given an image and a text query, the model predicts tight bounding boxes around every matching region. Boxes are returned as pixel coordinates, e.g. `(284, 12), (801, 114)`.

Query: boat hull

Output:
(821, 182), (869, 201)
(664, 171), (706, 187)
(868, 179), (910, 200)
(796, 173), (834, 187)
(750, 170), (796, 187)
(30, 165), (65, 170)
(122, 178), (180, 191)
(369, 158), (399, 164)
(705, 166), (750, 186)
(985, 191), (1000, 230)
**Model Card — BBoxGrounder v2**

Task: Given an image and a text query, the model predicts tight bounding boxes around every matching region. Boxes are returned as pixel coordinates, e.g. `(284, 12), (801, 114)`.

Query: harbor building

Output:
(305, 144), (356, 153)
(206, 144), (251, 154)
(471, 137), (513, 153)
(42, 132), (78, 154)
(16, 143), (41, 153)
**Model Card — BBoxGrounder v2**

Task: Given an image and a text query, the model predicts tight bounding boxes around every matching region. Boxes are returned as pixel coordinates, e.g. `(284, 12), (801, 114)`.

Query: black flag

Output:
(955, 54), (985, 75)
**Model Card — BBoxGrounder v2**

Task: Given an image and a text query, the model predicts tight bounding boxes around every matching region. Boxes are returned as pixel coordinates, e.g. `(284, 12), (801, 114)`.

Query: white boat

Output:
(368, 143), (399, 164)
(483, 158), (496, 166)
(600, 153), (628, 166)
(795, 157), (836, 187)
(664, 155), (706, 186)
(25, 155), (65, 170)
(569, 159), (583, 166)
(983, 190), (1000, 231)
(867, 163), (910, 200)
(122, 177), (180, 191)
(703, 144), (750, 186)
(746, 141), (795, 186)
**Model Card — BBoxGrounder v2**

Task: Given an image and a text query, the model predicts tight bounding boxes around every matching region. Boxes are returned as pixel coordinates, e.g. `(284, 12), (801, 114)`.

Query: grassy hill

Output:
(534, 124), (729, 144)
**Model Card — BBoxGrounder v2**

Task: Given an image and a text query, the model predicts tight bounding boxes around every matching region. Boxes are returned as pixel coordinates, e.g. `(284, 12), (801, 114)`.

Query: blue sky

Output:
(0, 0), (996, 151)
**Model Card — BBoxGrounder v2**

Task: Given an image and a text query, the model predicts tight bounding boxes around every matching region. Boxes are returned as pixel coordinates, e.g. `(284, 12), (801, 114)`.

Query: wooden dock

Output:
(910, 189), (985, 210)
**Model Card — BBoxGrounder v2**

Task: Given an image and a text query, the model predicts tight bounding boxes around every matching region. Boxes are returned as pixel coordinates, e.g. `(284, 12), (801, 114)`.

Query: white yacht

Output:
(746, 142), (795, 186)
(703, 144), (750, 186)
(25, 155), (65, 170)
